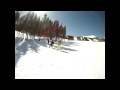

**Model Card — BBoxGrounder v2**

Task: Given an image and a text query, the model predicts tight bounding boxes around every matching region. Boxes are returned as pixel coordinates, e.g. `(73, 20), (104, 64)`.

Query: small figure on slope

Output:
(49, 39), (54, 48)
(47, 38), (49, 45)
(58, 39), (61, 50)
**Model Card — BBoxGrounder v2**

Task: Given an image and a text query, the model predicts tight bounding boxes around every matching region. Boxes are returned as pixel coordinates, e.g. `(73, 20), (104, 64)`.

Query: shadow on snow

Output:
(15, 37), (40, 67)
(15, 38), (78, 67)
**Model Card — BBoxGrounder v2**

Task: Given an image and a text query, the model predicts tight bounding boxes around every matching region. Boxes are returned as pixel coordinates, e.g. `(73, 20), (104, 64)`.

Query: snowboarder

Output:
(47, 38), (49, 45)
(57, 40), (61, 50)
(49, 39), (54, 48)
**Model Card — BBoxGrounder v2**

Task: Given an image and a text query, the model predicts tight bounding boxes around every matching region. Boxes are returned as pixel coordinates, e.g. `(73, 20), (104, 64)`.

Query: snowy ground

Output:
(15, 31), (105, 79)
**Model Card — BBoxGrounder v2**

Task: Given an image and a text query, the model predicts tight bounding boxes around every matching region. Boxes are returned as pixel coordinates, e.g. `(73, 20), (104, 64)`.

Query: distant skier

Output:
(58, 40), (61, 50)
(49, 39), (54, 48)
(58, 40), (61, 45)
(47, 38), (49, 45)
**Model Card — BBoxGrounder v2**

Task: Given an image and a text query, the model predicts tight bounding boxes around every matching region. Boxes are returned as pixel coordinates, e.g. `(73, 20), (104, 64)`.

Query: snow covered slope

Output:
(15, 31), (105, 79)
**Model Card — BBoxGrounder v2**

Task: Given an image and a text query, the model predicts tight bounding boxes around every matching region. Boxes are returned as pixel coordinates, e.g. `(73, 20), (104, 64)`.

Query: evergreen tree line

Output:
(15, 11), (67, 40)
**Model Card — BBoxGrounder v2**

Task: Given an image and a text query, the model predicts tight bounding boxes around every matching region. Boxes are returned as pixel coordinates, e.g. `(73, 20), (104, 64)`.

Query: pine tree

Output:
(15, 11), (20, 24)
